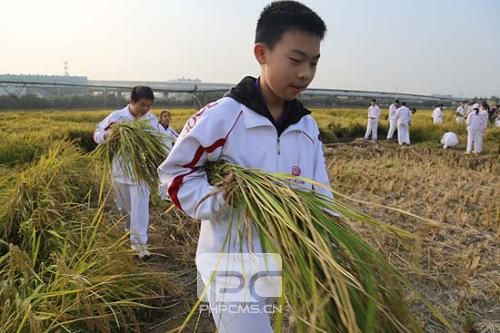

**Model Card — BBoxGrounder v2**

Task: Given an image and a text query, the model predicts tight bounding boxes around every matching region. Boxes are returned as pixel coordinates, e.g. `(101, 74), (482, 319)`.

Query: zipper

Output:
(276, 137), (281, 155)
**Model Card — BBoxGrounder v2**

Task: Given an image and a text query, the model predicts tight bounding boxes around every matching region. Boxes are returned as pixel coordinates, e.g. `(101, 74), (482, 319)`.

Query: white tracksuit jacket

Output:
(157, 97), (333, 256)
(432, 107), (443, 124)
(94, 105), (164, 184)
(466, 111), (486, 153)
(158, 124), (179, 150)
(396, 106), (412, 145)
(387, 103), (398, 139)
(158, 78), (333, 332)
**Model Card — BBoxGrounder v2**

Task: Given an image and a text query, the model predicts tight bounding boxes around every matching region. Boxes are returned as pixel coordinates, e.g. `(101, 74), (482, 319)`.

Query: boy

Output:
(158, 2), (329, 332)
(364, 98), (381, 141)
(386, 99), (400, 140)
(441, 131), (459, 149)
(396, 101), (412, 145)
(455, 101), (466, 125)
(94, 86), (163, 260)
(158, 110), (178, 200)
(432, 103), (444, 125)
(158, 110), (179, 149)
(466, 104), (484, 154)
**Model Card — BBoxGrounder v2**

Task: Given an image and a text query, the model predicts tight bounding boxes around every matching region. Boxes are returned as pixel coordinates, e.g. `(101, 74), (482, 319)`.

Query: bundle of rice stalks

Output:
(0, 140), (181, 332)
(91, 120), (169, 188)
(0, 206), (180, 333)
(186, 162), (448, 333)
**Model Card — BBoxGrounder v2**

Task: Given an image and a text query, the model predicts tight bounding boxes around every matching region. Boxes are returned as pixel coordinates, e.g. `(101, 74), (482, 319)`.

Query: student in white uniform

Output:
(158, 110), (179, 149)
(364, 98), (381, 141)
(158, 110), (178, 200)
(441, 131), (459, 149)
(386, 99), (400, 140)
(455, 101), (466, 125)
(94, 86), (162, 260)
(466, 105), (485, 154)
(479, 102), (490, 130)
(158, 3), (331, 332)
(432, 104), (444, 125)
(396, 102), (412, 145)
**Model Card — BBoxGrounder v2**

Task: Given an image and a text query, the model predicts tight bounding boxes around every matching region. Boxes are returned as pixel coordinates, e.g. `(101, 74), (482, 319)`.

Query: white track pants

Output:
(364, 118), (378, 140)
(466, 129), (483, 153)
(113, 182), (150, 251)
(397, 123), (410, 145)
(387, 119), (397, 139)
(204, 289), (273, 333)
(198, 260), (274, 333)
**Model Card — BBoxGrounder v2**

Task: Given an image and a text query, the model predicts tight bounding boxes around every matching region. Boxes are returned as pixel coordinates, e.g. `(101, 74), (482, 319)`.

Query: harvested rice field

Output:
(0, 108), (498, 332)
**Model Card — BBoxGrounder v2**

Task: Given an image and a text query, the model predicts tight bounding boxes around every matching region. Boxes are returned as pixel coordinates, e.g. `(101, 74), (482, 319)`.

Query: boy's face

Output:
(160, 113), (171, 125)
(256, 30), (321, 101)
(130, 98), (153, 118)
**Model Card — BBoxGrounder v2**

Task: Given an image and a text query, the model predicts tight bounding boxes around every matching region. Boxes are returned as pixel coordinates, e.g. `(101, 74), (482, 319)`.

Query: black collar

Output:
(226, 76), (310, 136)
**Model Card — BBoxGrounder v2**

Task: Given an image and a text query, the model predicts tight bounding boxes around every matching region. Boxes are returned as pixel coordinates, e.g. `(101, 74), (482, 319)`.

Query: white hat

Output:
(473, 103), (480, 109)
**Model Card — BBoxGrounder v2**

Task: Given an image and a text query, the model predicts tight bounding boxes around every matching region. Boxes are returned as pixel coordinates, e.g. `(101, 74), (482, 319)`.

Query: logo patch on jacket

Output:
(290, 165), (305, 185)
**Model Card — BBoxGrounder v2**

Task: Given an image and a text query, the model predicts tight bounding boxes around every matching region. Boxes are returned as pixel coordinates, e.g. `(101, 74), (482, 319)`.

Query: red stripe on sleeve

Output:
(169, 138), (226, 210)
(168, 110), (243, 212)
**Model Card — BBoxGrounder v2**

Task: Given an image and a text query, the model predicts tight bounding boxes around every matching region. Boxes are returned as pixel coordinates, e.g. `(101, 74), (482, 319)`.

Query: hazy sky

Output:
(2, 0), (499, 97)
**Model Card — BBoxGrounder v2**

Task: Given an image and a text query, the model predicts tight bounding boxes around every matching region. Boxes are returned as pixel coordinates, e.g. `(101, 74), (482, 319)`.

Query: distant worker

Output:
(432, 104), (444, 125)
(441, 131), (459, 149)
(465, 101), (475, 117)
(158, 110), (179, 150)
(363, 98), (381, 141)
(158, 110), (178, 201)
(466, 104), (485, 154)
(479, 102), (490, 129)
(455, 101), (466, 125)
(386, 99), (400, 140)
(396, 101), (412, 145)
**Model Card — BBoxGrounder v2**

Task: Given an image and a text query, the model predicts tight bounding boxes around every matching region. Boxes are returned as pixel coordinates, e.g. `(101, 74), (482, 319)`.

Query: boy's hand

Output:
(104, 129), (112, 139)
(103, 122), (116, 140)
(222, 172), (235, 201)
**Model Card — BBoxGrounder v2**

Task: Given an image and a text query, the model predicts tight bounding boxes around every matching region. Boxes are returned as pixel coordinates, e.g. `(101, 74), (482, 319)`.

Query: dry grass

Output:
(327, 140), (499, 333)
(0, 141), (182, 332)
(0, 108), (498, 332)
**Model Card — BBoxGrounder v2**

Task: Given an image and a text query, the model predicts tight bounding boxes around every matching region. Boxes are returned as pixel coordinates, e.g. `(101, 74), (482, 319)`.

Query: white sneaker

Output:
(135, 247), (152, 261)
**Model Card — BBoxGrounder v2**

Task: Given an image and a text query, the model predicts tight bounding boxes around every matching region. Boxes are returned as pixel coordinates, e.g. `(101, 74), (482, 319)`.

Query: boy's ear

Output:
(254, 43), (267, 65)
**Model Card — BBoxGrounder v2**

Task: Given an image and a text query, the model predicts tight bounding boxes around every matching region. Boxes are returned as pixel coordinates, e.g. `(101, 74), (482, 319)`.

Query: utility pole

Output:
(64, 61), (69, 76)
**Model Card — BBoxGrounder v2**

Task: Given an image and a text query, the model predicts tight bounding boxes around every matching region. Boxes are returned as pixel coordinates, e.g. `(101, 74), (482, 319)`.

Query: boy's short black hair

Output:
(160, 110), (171, 117)
(394, 99), (400, 103)
(371, 98), (377, 102)
(401, 101), (407, 106)
(255, 1), (326, 49)
(131, 86), (154, 102)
